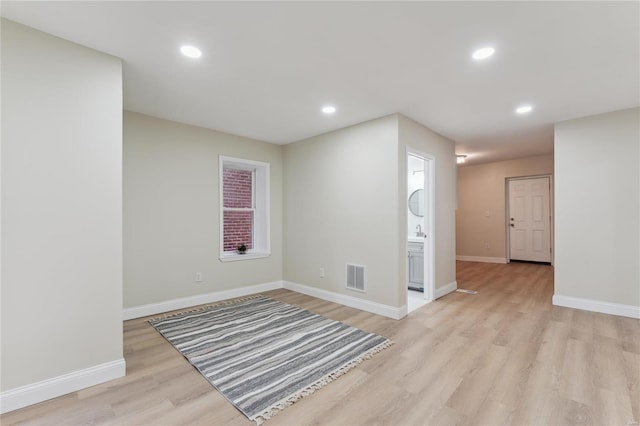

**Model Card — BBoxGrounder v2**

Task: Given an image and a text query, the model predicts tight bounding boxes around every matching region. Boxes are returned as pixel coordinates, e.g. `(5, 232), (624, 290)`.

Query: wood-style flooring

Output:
(2, 261), (639, 425)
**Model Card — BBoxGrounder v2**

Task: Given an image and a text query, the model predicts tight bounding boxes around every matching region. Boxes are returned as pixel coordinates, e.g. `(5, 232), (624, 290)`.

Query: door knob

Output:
(510, 224), (515, 227)
(510, 218), (514, 221)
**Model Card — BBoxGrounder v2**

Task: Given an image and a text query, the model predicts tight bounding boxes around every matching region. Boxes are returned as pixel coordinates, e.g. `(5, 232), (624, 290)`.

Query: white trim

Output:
(406, 148), (436, 302)
(124, 278), (422, 322)
(219, 156), (270, 259)
(0, 359), (125, 414)
(553, 295), (640, 319)
(397, 304), (408, 318)
(124, 278), (459, 322)
(218, 252), (270, 262)
(435, 280), (458, 299)
(456, 255), (508, 264)
(123, 281), (283, 320)
(284, 281), (406, 320)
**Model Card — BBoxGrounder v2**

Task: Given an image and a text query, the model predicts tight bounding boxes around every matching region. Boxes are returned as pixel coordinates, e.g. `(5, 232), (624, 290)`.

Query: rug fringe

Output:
(252, 338), (394, 425)
(148, 294), (266, 323)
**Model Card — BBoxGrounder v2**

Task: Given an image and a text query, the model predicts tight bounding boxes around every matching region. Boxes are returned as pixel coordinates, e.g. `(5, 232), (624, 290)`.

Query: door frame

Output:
(505, 174), (554, 265)
(406, 148), (435, 302)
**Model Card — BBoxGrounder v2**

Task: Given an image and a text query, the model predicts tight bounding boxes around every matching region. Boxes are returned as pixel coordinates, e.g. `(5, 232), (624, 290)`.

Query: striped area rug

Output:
(150, 295), (392, 424)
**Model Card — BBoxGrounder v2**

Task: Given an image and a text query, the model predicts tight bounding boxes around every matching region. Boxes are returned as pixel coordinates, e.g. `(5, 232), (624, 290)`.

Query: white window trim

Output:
(219, 156), (270, 262)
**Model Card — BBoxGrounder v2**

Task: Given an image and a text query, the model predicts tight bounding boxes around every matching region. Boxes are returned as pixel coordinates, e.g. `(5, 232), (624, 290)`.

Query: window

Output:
(219, 156), (270, 261)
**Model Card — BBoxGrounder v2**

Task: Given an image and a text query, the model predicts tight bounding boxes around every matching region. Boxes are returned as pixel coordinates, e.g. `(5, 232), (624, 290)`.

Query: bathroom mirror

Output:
(408, 189), (424, 217)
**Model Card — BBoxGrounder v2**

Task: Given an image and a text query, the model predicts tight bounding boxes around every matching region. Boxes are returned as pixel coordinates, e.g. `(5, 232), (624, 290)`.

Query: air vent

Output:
(346, 264), (365, 292)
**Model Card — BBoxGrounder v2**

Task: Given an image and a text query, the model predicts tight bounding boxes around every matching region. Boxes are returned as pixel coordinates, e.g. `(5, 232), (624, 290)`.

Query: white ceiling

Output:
(2, 1), (639, 165)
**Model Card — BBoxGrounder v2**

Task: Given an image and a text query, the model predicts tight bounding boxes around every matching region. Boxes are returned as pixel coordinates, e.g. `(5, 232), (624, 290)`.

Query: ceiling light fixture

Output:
(472, 47), (495, 60)
(516, 105), (533, 114)
(322, 105), (336, 114)
(456, 155), (467, 164)
(180, 45), (202, 59)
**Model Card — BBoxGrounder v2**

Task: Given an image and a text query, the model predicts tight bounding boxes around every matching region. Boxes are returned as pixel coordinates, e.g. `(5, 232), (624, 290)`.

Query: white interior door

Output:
(508, 177), (551, 262)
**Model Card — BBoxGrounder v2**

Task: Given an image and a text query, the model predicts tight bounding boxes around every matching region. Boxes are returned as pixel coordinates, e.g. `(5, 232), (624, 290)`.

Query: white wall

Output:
(554, 108), (640, 315)
(398, 115), (457, 299)
(283, 115), (402, 307)
(1, 18), (124, 397)
(123, 112), (283, 309)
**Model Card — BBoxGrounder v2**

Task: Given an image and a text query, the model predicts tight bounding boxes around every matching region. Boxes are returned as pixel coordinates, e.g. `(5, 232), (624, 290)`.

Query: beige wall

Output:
(456, 154), (554, 260)
(1, 19), (123, 391)
(554, 108), (639, 308)
(398, 115), (457, 299)
(123, 112), (283, 308)
(283, 115), (402, 306)
(283, 114), (457, 308)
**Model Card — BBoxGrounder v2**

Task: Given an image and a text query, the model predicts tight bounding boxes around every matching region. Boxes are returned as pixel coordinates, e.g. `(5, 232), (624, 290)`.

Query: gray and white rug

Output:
(150, 295), (392, 424)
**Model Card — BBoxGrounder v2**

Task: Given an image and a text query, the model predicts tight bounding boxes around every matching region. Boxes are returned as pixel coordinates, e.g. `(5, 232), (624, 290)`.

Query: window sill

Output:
(219, 252), (271, 263)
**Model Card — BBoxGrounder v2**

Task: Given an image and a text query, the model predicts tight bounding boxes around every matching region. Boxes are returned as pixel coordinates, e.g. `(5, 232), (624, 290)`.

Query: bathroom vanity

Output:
(408, 239), (424, 292)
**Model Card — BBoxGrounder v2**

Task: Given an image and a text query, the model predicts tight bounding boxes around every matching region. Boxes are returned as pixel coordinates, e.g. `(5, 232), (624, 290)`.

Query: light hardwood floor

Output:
(2, 261), (639, 425)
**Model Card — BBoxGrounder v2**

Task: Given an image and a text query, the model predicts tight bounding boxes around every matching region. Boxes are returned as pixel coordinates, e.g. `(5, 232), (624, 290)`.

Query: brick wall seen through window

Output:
(223, 169), (254, 251)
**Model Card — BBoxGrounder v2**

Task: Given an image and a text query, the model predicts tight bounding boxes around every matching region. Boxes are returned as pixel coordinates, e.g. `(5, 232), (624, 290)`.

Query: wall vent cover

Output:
(346, 264), (365, 292)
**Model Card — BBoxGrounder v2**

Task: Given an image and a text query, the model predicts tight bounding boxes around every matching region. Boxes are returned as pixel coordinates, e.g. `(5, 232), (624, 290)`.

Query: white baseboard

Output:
(553, 294), (640, 319)
(435, 280), (458, 299)
(125, 278), (457, 322)
(456, 255), (508, 264)
(283, 281), (406, 320)
(397, 304), (408, 319)
(0, 358), (125, 414)
(123, 281), (284, 320)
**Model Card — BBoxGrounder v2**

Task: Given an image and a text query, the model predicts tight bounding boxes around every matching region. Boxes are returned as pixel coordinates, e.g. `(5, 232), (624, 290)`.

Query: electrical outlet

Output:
(195, 272), (202, 282)
(319, 267), (325, 278)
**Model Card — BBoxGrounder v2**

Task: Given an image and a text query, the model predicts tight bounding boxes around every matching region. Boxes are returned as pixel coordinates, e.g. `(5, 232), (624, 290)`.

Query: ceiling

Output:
(2, 1), (638, 165)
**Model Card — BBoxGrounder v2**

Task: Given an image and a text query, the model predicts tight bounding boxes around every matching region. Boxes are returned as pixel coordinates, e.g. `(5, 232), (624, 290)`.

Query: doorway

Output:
(506, 176), (552, 263)
(407, 150), (435, 313)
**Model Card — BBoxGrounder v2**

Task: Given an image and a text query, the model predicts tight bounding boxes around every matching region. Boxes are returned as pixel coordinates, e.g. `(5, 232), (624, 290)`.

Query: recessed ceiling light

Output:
(516, 105), (533, 114)
(322, 105), (336, 114)
(180, 45), (202, 59)
(456, 155), (467, 164)
(472, 47), (495, 60)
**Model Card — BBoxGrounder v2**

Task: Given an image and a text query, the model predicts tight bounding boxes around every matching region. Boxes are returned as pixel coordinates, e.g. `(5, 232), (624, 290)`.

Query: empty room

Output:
(1, 2), (639, 425)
